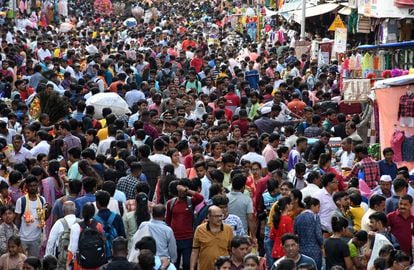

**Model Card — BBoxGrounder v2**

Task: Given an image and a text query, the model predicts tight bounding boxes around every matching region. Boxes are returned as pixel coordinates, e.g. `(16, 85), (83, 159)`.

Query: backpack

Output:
(77, 221), (107, 268)
(160, 69), (173, 85)
(20, 195), (45, 215)
(194, 201), (209, 229)
(93, 212), (118, 259)
(57, 218), (79, 270)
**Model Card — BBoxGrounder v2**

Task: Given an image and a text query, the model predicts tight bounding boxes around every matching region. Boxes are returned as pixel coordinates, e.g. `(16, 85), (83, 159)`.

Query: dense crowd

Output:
(0, 0), (413, 269)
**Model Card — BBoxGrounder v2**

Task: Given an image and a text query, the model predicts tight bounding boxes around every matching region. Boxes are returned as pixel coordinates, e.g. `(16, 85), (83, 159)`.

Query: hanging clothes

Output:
(402, 136), (414, 161)
(348, 10), (358, 34)
(390, 130), (405, 162)
(398, 93), (414, 127)
(349, 54), (356, 70)
(373, 54), (379, 70)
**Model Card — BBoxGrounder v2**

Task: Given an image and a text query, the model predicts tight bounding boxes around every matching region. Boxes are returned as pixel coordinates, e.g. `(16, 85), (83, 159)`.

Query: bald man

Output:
(190, 206), (234, 270)
(46, 201), (79, 258)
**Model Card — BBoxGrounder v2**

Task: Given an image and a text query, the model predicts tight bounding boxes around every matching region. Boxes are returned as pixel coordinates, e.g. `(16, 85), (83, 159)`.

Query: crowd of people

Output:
(0, 0), (413, 269)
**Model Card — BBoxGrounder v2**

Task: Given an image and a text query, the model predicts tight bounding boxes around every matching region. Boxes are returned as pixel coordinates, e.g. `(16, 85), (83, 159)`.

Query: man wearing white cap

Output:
(254, 105), (301, 135)
(372, 175), (393, 198)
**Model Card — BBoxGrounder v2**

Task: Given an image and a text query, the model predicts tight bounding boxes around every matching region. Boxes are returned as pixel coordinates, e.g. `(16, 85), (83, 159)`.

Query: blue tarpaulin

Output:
(358, 41), (414, 50)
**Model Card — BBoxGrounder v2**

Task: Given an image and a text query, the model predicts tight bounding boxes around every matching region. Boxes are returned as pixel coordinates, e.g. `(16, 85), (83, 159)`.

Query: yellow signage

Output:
(328, 15), (346, 31)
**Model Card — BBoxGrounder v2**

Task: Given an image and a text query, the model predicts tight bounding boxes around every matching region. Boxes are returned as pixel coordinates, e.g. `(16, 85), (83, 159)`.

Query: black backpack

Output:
(77, 221), (107, 268)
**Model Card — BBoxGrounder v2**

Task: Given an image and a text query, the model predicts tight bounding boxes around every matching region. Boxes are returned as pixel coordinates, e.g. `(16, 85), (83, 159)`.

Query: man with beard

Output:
(15, 175), (51, 256)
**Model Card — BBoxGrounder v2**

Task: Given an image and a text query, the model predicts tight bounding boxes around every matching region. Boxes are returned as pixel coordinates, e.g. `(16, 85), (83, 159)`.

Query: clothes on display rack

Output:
(398, 92), (414, 127)
(402, 136), (414, 161)
(390, 130), (404, 162)
(362, 53), (374, 78)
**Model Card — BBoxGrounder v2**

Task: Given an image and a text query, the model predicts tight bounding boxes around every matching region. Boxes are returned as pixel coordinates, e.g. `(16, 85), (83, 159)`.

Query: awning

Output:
(374, 74), (414, 89)
(338, 6), (352, 15)
(278, 0), (302, 13)
(358, 41), (414, 50)
(292, 3), (339, 22)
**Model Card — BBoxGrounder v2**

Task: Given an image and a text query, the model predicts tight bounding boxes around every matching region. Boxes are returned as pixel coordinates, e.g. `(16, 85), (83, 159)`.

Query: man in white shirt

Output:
(360, 194), (386, 232)
(30, 130), (50, 157)
(61, 59), (76, 79)
(149, 138), (171, 171)
(287, 162), (307, 190)
(263, 92), (300, 121)
(346, 121), (363, 143)
(339, 137), (355, 170)
(0, 120), (16, 144)
(37, 42), (52, 61)
(85, 39), (99, 55)
(241, 138), (267, 175)
(315, 173), (338, 233)
(96, 125), (117, 156)
(45, 201), (78, 256)
(300, 171), (321, 202)
(10, 134), (32, 164)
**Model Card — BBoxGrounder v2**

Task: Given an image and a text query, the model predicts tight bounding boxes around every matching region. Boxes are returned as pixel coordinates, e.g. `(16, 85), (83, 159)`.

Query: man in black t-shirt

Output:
(101, 237), (139, 270)
(305, 132), (331, 163)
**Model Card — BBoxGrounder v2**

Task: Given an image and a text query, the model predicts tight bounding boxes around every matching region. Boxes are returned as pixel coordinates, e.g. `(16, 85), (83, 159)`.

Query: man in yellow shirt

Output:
(190, 206), (233, 270)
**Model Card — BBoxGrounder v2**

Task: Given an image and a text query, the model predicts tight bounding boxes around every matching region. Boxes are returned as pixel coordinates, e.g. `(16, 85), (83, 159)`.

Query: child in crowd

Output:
(0, 235), (27, 270)
(0, 206), (19, 256)
(348, 192), (364, 231)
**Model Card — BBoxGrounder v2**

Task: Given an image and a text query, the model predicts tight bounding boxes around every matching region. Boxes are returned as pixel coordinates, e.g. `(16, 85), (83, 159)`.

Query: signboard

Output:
(318, 42), (333, 66)
(358, 0), (414, 17)
(333, 28), (347, 53)
(328, 15), (346, 31)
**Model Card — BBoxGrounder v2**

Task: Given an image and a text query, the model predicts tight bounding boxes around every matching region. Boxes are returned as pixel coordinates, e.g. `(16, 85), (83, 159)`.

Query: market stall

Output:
(374, 75), (414, 169)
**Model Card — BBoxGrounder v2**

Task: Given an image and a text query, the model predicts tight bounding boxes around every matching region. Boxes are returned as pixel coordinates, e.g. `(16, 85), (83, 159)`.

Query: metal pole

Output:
(300, 0), (306, 40)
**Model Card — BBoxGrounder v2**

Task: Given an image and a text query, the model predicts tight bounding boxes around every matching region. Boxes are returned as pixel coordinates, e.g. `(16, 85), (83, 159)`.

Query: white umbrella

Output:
(123, 17), (137, 28)
(86, 92), (131, 119)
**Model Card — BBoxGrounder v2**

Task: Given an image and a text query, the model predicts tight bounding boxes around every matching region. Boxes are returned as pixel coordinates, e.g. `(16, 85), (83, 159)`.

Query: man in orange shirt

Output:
(287, 92), (306, 117)
(108, 73), (127, 93)
(182, 35), (197, 52)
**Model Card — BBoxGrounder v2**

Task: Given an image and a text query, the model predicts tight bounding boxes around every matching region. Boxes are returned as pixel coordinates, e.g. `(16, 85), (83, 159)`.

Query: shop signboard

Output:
(334, 28), (347, 53)
(359, 0), (414, 17)
(328, 15), (346, 31)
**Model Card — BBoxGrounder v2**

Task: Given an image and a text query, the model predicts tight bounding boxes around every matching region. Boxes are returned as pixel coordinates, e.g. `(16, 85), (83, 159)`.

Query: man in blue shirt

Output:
(245, 61), (259, 90)
(94, 190), (126, 260)
(74, 177), (97, 217)
(378, 147), (398, 180)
